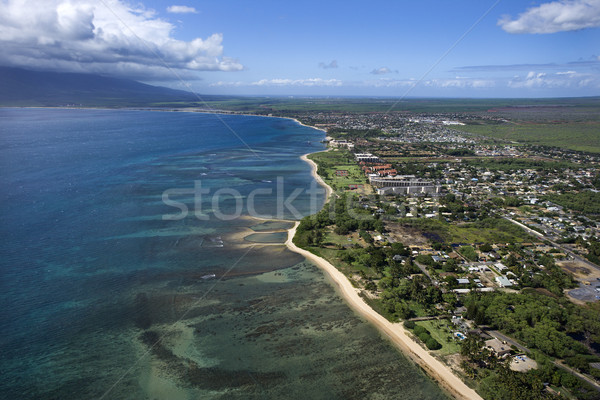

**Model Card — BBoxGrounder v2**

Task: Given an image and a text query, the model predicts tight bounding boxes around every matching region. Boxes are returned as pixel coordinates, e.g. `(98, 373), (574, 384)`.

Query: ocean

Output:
(0, 108), (448, 399)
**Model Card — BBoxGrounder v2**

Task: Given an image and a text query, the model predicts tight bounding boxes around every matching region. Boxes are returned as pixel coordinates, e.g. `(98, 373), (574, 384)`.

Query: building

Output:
(485, 338), (511, 357)
(354, 153), (381, 163)
(496, 275), (513, 288)
(329, 139), (355, 149)
(370, 175), (441, 196)
(495, 262), (508, 272)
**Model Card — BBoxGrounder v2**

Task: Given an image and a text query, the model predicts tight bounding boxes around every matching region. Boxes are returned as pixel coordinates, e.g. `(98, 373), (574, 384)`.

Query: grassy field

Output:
(308, 247), (366, 277)
(454, 122), (600, 153)
(416, 320), (461, 355)
(308, 149), (372, 192)
(396, 217), (534, 244)
(323, 229), (365, 247)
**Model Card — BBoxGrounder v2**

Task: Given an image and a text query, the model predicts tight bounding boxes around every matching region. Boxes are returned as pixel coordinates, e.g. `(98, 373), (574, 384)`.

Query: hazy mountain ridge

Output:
(0, 67), (201, 106)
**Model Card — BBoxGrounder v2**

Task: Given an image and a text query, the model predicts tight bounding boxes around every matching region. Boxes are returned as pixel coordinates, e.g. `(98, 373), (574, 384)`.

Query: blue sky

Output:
(1, 0), (599, 97)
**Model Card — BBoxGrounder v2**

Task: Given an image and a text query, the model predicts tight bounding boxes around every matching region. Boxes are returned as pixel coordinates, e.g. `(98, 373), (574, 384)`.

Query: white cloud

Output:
(424, 78), (496, 89)
(211, 78), (343, 87)
(166, 5), (198, 14)
(499, 0), (600, 34)
(370, 67), (397, 75)
(0, 0), (241, 80)
(252, 78), (343, 87)
(508, 70), (599, 88)
(349, 77), (495, 89)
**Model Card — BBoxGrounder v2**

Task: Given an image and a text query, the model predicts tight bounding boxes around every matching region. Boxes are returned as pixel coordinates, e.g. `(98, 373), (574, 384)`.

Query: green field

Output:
(454, 122), (600, 153)
(308, 150), (371, 192)
(397, 217), (534, 244)
(416, 320), (461, 355)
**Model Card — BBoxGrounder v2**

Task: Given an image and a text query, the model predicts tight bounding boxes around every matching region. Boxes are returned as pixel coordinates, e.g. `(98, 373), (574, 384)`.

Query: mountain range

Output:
(0, 67), (204, 107)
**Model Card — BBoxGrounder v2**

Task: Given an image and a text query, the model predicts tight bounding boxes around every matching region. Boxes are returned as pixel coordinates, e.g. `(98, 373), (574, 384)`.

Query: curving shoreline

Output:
(287, 151), (482, 400)
(300, 152), (333, 201)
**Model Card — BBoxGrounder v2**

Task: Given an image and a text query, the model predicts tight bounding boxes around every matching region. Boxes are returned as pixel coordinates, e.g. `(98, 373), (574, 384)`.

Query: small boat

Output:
(201, 274), (216, 280)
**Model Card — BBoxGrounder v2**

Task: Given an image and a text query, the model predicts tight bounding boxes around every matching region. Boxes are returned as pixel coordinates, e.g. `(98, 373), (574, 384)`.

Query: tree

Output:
(479, 243), (493, 252)
(460, 333), (484, 361)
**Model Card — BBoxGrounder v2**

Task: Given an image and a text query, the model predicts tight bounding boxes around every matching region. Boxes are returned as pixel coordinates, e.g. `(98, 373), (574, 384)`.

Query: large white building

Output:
(370, 175), (441, 196)
(354, 153), (381, 163)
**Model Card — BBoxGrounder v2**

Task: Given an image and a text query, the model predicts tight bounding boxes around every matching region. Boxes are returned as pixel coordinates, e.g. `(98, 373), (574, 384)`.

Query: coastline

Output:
(300, 151), (333, 201)
(287, 153), (482, 400)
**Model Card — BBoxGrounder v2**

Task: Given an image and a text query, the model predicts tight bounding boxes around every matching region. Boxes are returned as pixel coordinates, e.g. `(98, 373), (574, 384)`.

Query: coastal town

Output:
(290, 110), (600, 399)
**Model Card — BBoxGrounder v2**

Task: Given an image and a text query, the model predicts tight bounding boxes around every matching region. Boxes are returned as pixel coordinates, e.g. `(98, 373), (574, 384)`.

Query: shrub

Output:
(426, 338), (442, 350)
(418, 332), (432, 343)
(413, 325), (427, 336)
(403, 320), (416, 330)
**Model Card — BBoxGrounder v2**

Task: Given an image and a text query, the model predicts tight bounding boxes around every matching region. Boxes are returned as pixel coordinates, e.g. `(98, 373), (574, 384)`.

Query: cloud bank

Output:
(211, 78), (343, 87)
(499, 0), (600, 33)
(508, 70), (598, 88)
(0, 0), (241, 80)
(166, 5), (198, 14)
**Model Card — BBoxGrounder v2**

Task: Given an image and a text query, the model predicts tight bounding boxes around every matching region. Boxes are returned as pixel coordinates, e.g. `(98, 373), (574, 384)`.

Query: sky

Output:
(1, 0), (599, 97)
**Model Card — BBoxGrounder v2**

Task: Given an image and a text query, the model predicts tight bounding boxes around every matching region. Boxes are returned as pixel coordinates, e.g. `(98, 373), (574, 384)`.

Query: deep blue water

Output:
(0, 108), (447, 399)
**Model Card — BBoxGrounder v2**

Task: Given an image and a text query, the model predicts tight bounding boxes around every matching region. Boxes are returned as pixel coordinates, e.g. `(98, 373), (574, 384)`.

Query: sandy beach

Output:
(300, 151), (334, 201)
(287, 153), (482, 400)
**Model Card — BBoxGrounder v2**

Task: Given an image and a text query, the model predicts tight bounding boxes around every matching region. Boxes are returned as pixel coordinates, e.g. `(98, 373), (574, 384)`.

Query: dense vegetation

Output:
(403, 321), (442, 350)
(464, 291), (600, 369)
(293, 194), (384, 248)
(460, 333), (599, 400)
(544, 191), (600, 218)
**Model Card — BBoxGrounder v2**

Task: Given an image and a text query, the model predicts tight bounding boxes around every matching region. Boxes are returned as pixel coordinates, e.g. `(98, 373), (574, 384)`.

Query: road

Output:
(414, 260), (435, 282)
(488, 330), (528, 353)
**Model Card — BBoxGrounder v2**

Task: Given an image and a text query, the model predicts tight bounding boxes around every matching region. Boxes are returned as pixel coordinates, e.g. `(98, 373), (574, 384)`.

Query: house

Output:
(495, 262), (508, 272)
(485, 338), (511, 357)
(457, 278), (470, 285)
(496, 275), (513, 288)
(453, 288), (471, 294)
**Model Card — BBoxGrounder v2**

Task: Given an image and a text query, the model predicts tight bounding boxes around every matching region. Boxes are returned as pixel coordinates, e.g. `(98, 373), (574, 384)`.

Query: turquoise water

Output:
(0, 108), (448, 399)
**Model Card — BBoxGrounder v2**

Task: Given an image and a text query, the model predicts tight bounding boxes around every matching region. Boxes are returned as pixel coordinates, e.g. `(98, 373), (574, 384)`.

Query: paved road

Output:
(414, 261), (434, 282)
(488, 330), (528, 353)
